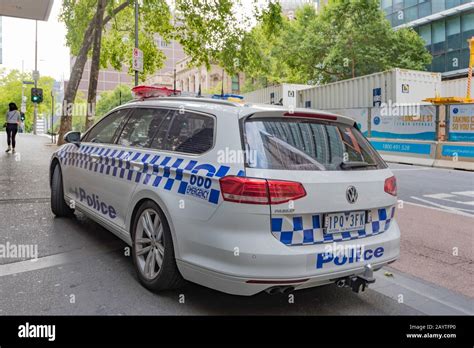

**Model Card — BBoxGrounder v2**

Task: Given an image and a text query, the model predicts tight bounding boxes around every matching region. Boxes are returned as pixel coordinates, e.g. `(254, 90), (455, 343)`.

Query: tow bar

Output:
(335, 264), (376, 293)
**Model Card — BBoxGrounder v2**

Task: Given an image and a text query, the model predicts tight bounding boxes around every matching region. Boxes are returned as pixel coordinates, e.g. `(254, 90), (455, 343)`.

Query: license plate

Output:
(324, 210), (366, 234)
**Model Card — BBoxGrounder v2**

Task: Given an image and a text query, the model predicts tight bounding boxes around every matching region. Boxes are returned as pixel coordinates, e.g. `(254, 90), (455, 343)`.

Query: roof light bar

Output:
(212, 94), (244, 102)
(132, 85), (181, 99)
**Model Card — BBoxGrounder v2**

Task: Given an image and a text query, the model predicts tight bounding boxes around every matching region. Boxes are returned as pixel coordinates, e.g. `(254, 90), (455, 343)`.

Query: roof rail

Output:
(129, 96), (241, 107)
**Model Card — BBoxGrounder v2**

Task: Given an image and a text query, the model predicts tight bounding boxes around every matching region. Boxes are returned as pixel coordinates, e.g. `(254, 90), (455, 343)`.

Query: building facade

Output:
(144, 37), (186, 88)
(75, 36), (184, 98)
(381, 0), (474, 77)
(175, 56), (245, 94)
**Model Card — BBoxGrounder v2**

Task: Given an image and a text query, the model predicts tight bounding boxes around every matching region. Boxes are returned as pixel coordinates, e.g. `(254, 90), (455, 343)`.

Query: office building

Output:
(381, 0), (474, 76)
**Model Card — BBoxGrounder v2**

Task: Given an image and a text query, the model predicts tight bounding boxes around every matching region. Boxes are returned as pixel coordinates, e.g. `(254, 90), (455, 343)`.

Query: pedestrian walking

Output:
(4, 102), (21, 153)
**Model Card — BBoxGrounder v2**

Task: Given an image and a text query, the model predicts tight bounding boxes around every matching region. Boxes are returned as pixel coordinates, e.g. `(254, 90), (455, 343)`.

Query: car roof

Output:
(117, 97), (356, 126)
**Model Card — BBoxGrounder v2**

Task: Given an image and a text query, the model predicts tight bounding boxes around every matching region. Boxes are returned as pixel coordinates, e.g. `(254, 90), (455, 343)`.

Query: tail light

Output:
(384, 176), (397, 196)
(219, 176), (306, 205)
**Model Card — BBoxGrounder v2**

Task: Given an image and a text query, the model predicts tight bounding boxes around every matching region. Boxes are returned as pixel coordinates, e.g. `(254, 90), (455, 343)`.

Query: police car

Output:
(49, 85), (400, 296)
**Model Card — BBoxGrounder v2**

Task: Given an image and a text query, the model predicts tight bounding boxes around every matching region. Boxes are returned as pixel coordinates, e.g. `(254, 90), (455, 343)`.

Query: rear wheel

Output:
(131, 200), (184, 291)
(51, 164), (74, 217)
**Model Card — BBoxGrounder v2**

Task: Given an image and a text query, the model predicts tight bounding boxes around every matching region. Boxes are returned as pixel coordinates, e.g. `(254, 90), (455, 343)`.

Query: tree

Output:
(95, 85), (133, 117)
(57, 0), (278, 144)
(85, 0), (107, 130)
(0, 69), (55, 133)
(58, 0), (131, 145)
(240, 0), (432, 88)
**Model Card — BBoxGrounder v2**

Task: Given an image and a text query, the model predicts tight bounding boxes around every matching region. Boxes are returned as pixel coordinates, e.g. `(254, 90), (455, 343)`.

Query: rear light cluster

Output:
(384, 176), (397, 196)
(219, 176), (306, 205)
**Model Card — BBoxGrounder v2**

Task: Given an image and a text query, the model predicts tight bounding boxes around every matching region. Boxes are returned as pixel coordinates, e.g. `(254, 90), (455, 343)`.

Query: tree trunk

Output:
(85, 0), (107, 130)
(57, 0), (131, 145)
(57, 10), (100, 145)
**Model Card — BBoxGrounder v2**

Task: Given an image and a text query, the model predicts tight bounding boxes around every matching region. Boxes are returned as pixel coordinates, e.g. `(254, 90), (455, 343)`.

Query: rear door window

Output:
(244, 117), (386, 171)
(163, 111), (215, 154)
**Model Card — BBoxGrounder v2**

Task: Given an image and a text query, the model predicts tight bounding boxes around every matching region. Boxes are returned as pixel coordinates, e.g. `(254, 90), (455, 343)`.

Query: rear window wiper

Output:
(339, 161), (378, 169)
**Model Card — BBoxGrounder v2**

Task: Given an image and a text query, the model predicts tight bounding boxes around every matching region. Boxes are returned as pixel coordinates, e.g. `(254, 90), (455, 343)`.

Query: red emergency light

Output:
(132, 85), (181, 99)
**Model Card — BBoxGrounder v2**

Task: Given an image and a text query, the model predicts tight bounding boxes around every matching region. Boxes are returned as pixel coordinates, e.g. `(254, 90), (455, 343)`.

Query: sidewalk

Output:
(0, 132), (57, 201)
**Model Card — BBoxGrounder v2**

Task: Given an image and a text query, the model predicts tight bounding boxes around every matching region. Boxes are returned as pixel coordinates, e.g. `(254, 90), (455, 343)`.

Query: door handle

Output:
(90, 153), (101, 162)
(129, 160), (144, 171)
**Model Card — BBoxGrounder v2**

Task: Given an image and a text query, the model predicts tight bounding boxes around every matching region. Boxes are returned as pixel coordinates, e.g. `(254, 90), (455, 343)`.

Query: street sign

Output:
(32, 70), (40, 81)
(23, 81), (35, 85)
(21, 104), (26, 113)
(133, 48), (143, 73)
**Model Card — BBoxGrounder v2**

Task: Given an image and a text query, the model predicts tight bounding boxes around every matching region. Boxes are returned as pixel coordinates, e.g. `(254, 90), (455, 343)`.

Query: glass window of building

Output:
(393, 0), (404, 11)
(432, 20), (446, 54)
(446, 0), (461, 9)
(405, 5), (418, 22)
(432, 54), (446, 73)
(432, 0), (445, 14)
(381, 0), (393, 14)
(419, 24), (432, 46)
(405, 0), (417, 8)
(460, 48), (470, 69)
(447, 16), (461, 51)
(446, 50), (461, 71)
(392, 10), (405, 26)
(418, 1), (432, 17)
(461, 12), (474, 49)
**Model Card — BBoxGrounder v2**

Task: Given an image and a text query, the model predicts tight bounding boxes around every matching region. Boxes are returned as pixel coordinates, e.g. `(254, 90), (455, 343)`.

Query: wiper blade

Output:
(339, 161), (378, 169)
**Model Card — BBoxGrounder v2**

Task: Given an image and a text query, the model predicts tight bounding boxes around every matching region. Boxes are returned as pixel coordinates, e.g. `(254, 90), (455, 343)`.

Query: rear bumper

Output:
(176, 220), (400, 296)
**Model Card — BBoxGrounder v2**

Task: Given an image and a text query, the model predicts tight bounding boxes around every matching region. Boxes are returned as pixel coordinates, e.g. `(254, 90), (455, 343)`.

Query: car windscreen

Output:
(244, 117), (386, 171)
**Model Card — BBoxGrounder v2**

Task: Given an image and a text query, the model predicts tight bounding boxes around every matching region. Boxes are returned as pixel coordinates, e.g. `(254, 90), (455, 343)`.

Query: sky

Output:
(1, 0), (70, 81)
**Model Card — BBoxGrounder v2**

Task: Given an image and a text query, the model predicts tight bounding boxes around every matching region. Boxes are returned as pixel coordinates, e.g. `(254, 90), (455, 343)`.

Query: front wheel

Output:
(131, 200), (184, 291)
(51, 164), (74, 217)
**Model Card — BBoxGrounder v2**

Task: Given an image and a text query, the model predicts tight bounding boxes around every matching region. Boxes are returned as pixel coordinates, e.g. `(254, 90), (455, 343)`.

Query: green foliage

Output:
(96, 84), (133, 117)
(239, 0), (432, 88)
(59, 0), (274, 82)
(60, 0), (171, 82)
(0, 69), (55, 133)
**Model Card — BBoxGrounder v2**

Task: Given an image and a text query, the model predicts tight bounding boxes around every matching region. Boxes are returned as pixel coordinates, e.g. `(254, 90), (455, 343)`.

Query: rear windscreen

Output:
(244, 118), (386, 171)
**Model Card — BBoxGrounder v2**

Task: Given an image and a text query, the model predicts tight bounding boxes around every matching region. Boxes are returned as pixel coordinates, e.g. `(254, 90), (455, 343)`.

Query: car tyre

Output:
(51, 164), (74, 217)
(131, 200), (185, 291)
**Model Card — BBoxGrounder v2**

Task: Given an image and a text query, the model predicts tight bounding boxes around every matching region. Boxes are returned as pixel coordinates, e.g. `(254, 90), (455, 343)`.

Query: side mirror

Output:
(64, 131), (81, 146)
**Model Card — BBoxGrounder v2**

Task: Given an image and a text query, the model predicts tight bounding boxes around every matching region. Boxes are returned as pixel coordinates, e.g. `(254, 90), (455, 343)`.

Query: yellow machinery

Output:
(424, 37), (474, 104)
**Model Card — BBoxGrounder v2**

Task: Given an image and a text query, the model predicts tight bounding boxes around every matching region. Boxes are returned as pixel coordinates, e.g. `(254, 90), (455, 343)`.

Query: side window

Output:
(163, 111), (215, 154)
(82, 109), (130, 144)
(117, 108), (171, 148)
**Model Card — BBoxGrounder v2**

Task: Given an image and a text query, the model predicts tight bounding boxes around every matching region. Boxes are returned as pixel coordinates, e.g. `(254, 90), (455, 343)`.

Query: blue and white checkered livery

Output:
(271, 206), (396, 246)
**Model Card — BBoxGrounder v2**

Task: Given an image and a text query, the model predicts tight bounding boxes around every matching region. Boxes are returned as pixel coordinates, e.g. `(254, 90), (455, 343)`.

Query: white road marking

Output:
(423, 192), (474, 206)
(0, 245), (120, 277)
(451, 191), (474, 198)
(408, 197), (474, 217)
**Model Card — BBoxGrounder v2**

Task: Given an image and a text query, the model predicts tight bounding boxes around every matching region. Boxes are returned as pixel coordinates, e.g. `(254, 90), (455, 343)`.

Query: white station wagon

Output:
(50, 86), (400, 296)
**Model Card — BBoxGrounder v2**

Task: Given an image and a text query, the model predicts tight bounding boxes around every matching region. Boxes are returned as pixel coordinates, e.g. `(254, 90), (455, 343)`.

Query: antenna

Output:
(173, 68), (177, 95)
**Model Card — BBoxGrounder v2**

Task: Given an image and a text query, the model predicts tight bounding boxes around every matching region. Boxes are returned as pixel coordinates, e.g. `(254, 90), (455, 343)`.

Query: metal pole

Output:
(33, 20), (38, 135)
(51, 90), (54, 143)
(173, 68), (176, 93)
(134, 0), (139, 86)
